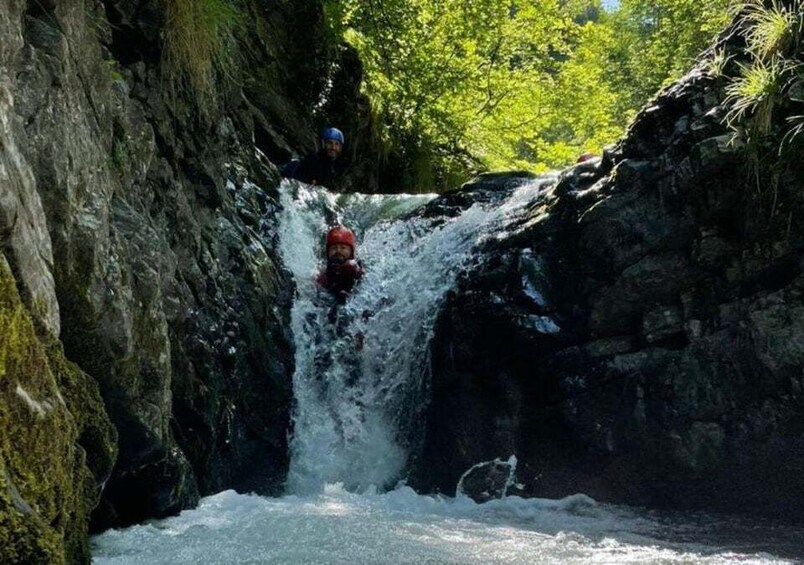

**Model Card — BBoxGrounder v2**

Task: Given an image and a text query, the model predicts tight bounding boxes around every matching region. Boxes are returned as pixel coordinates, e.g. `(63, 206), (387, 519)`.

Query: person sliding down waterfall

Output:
(310, 226), (365, 382)
(317, 226), (364, 305)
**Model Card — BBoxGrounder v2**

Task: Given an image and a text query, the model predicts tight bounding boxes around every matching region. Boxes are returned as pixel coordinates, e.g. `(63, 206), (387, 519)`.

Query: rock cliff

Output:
(1, 0), (374, 559)
(0, 256), (116, 564)
(415, 25), (804, 518)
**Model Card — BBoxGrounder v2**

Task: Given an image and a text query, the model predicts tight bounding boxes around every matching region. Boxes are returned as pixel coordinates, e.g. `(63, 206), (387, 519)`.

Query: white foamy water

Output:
(92, 486), (802, 564)
(279, 180), (521, 494)
(92, 180), (804, 563)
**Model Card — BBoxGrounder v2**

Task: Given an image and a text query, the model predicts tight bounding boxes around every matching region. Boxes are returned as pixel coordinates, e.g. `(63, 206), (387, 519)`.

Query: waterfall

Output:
(277, 179), (546, 494)
(92, 177), (804, 564)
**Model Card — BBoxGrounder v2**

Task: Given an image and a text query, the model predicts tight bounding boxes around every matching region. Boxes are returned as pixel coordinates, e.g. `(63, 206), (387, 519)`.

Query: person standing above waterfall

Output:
(317, 225), (364, 304)
(282, 127), (348, 190)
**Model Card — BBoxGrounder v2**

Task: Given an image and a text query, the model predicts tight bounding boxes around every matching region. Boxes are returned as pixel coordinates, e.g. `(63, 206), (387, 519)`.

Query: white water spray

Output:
(277, 179), (547, 494)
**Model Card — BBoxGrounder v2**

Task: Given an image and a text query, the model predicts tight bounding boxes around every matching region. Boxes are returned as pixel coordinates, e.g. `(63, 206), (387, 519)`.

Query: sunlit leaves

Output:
(722, 1), (804, 146)
(332, 0), (734, 189)
(602, 0), (734, 112)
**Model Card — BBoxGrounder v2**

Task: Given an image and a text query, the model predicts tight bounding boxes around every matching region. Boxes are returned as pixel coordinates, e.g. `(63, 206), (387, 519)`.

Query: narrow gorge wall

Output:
(416, 27), (804, 518)
(0, 0), (377, 558)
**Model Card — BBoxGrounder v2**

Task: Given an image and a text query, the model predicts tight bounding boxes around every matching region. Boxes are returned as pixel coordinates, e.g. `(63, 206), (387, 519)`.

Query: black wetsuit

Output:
(284, 151), (348, 190)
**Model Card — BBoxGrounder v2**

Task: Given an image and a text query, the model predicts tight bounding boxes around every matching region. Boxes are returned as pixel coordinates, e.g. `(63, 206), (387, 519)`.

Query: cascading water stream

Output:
(92, 179), (804, 564)
(277, 180), (532, 494)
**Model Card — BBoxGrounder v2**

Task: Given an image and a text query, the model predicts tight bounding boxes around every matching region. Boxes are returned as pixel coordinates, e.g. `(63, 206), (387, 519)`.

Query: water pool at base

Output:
(92, 485), (803, 564)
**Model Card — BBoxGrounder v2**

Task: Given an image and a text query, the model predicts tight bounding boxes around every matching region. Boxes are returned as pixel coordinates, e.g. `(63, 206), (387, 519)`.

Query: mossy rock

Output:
(0, 256), (117, 564)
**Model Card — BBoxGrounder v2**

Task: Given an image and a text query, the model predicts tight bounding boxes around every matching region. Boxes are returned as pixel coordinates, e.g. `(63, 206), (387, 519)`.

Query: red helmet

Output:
(576, 153), (596, 163)
(326, 226), (356, 251)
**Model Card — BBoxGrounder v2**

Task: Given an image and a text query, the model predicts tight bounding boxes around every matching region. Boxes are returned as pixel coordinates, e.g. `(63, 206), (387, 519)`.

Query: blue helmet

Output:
(321, 127), (345, 145)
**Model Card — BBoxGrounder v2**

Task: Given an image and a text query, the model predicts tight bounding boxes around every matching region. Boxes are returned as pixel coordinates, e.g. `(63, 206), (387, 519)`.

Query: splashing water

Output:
(278, 179), (536, 494)
(92, 485), (804, 564)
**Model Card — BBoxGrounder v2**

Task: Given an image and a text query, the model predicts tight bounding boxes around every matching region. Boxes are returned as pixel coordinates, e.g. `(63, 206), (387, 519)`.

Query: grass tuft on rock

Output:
(742, 0), (800, 61)
(725, 57), (790, 134)
(724, 1), (804, 142)
(162, 0), (244, 109)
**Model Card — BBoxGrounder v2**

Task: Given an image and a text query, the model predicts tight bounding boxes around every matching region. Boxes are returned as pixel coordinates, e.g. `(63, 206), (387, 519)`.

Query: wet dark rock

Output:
(461, 171), (539, 192)
(420, 171), (542, 219)
(641, 306), (684, 343)
(0, 0), (371, 555)
(413, 39), (804, 518)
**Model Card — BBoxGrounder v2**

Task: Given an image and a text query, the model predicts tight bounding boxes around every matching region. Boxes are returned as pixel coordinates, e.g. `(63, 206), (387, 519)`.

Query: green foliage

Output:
(723, 1), (804, 144)
(339, 0), (582, 187)
(725, 57), (791, 134)
(330, 0), (735, 190)
(162, 0), (244, 108)
(603, 0), (734, 110)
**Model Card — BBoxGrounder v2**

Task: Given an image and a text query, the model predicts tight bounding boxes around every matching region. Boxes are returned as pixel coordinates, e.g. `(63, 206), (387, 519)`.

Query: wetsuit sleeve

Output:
(281, 159), (301, 178)
(292, 155), (320, 184)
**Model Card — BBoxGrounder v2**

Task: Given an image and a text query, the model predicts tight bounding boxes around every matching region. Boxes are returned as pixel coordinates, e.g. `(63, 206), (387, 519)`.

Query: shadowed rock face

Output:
(414, 57), (804, 516)
(0, 0), (371, 547)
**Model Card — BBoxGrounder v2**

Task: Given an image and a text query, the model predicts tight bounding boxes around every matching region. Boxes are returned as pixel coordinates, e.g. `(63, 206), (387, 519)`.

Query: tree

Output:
(329, 0), (735, 190)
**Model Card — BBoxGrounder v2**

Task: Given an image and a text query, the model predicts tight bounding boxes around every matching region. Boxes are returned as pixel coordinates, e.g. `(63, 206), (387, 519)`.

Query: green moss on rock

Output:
(0, 256), (117, 564)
